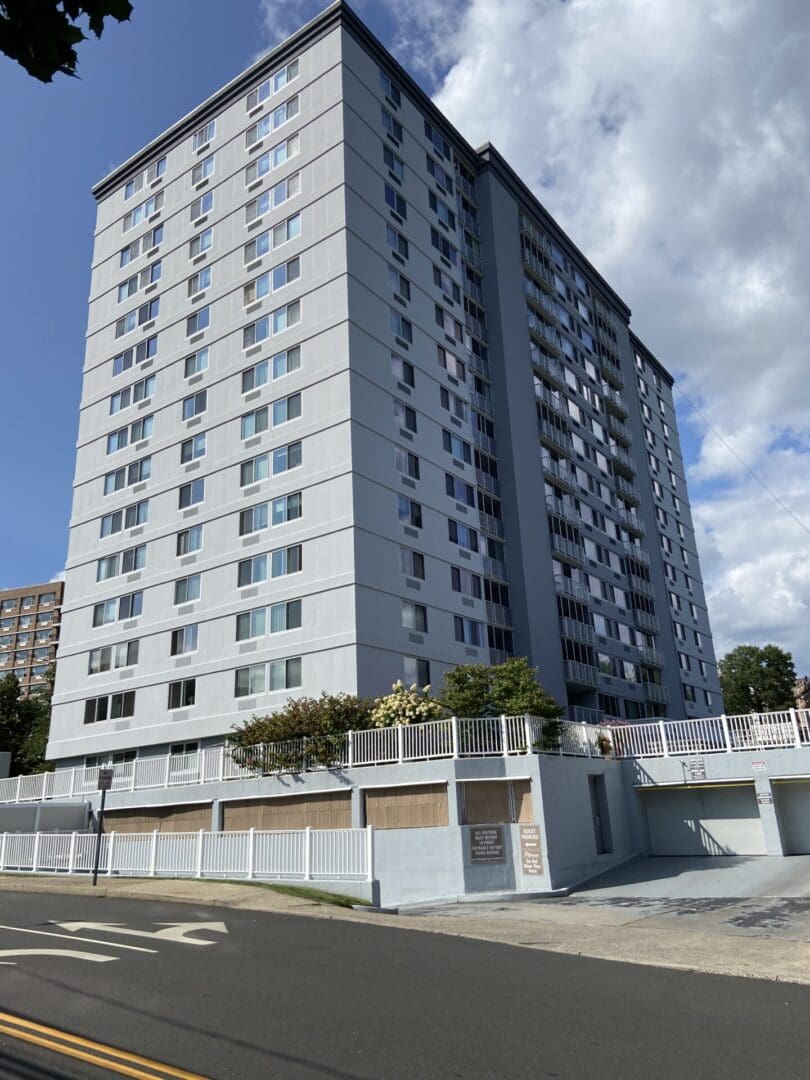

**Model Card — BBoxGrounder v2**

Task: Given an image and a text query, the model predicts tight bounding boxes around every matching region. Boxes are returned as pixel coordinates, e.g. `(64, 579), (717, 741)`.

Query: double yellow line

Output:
(0, 1009), (208, 1079)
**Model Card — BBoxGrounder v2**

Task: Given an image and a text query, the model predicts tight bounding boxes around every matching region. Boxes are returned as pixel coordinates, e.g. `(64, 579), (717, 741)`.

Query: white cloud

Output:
(258, 0), (810, 669)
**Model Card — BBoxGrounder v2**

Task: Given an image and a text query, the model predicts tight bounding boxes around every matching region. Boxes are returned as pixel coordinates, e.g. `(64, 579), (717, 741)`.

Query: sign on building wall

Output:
(470, 825), (505, 863)
(519, 824), (542, 875)
(687, 758), (706, 781)
(756, 792), (774, 805)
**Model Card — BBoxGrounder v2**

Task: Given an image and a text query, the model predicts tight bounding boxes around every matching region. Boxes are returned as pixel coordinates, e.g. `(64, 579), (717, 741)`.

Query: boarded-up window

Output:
(460, 780), (533, 825)
(222, 792), (351, 831)
(103, 803), (210, 833)
(365, 783), (448, 829)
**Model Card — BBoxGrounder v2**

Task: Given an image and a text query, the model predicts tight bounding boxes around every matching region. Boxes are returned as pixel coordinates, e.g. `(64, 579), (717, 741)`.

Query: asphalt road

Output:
(0, 892), (807, 1079)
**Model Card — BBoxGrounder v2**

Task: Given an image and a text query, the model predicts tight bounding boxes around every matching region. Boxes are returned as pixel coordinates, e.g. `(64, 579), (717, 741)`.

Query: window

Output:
(174, 575), (201, 605)
(170, 625), (198, 656)
(451, 566), (481, 598)
(384, 183), (407, 218)
(245, 133), (301, 183)
(272, 491), (302, 525)
(244, 256), (300, 304)
(242, 346), (301, 392)
(178, 478), (204, 509)
(386, 224), (408, 259)
(424, 119), (450, 158)
(433, 267), (460, 304)
(92, 591), (143, 627)
(429, 191), (455, 229)
(448, 519), (478, 552)
(245, 174), (301, 223)
(272, 392), (302, 426)
(236, 607), (266, 641)
(121, 544), (146, 573)
(180, 433), (207, 463)
(393, 399), (417, 433)
(235, 664), (266, 697)
(402, 601), (428, 633)
(84, 691), (135, 725)
(270, 599), (302, 633)
(88, 641), (139, 675)
(241, 406), (268, 439)
(103, 456), (151, 495)
(117, 260), (161, 302)
(271, 543), (302, 577)
(111, 335), (157, 377)
(379, 70), (401, 106)
(237, 554), (267, 587)
(445, 473), (474, 506)
(124, 156), (166, 200)
(426, 154), (453, 193)
(430, 227), (457, 266)
(389, 309), (412, 343)
(239, 503), (268, 536)
(186, 307), (210, 336)
(188, 266), (211, 296)
(119, 225), (163, 268)
(189, 228), (213, 258)
(182, 389), (208, 420)
(242, 300), (301, 347)
(100, 499), (148, 538)
(387, 265), (410, 301)
(240, 453), (269, 486)
(397, 496), (422, 528)
(244, 213), (301, 262)
(404, 656), (430, 688)
(176, 525), (203, 556)
(383, 144), (405, 181)
(122, 191), (163, 232)
(115, 298), (159, 338)
(192, 120), (215, 151)
(184, 347), (209, 377)
(442, 429), (472, 463)
(168, 679), (196, 708)
(191, 153), (215, 185)
(395, 448), (420, 480)
(190, 191), (213, 221)
(454, 616), (482, 646)
(400, 548), (425, 580)
(381, 106), (402, 142)
(440, 386), (467, 421)
(109, 374), (155, 414)
(273, 440), (302, 474)
(390, 353), (414, 387)
(97, 554), (119, 581)
(269, 656), (302, 691)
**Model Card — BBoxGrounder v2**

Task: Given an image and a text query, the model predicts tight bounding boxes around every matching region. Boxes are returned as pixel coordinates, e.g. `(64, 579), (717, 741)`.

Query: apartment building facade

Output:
(0, 582), (63, 696)
(47, 0), (722, 768)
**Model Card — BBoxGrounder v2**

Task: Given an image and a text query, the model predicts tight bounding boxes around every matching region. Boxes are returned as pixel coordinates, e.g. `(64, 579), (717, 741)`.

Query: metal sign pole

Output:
(92, 768), (114, 887)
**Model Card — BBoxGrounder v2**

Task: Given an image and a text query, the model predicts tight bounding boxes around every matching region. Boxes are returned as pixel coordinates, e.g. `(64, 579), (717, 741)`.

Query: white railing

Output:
(3, 709), (810, 806)
(0, 827), (371, 882)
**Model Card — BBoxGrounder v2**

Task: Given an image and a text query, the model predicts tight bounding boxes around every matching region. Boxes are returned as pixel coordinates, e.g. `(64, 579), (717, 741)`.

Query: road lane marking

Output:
(0, 949), (116, 964)
(0, 923), (157, 953)
(53, 920), (228, 945)
(0, 1010), (208, 1079)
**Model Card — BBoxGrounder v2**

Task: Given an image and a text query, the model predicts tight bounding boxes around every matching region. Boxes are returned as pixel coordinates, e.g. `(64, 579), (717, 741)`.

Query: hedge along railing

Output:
(2, 709), (809, 807)
(0, 827), (372, 881)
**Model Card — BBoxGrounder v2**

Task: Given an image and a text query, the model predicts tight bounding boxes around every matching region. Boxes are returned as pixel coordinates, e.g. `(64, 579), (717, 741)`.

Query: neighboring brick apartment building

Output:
(47, 0), (722, 770)
(0, 582), (63, 695)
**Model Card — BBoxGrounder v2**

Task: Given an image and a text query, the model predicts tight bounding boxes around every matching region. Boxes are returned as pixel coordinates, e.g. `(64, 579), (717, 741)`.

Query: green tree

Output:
(0, 671), (53, 775)
(230, 692), (375, 771)
(718, 644), (797, 715)
(439, 656), (562, 720)
(0, 1), (132, 82)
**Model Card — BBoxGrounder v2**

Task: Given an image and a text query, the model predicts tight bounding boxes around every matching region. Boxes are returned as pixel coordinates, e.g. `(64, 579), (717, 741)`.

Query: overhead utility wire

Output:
(672, 383), (810, 538)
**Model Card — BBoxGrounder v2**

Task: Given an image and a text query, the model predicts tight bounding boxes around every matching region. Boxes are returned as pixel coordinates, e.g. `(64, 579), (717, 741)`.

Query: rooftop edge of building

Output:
(629, 331), (675, 388)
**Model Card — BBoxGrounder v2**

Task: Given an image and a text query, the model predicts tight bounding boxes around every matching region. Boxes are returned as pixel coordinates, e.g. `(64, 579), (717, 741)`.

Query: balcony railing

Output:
(531, 349), (566, 389)
(539, 420), (573, 456)
(564, 660), (600, 688)
(545, 495), (580, 526)
(602, 384), (628, 418)
(623, 542), (650, 566)
(629, 574), (655, 600)
(554, 574), (590, 603)
(550, 534), (584, 564)
(616, 476), (641, 505)
(610, 443), (635, 477)
(633, 609), (660, 633)
(618, 507), (645, 536)
(541, 456), (575, 492)
(560, 617), (594, 645)
(643, 682), (670, 705)
(608, 414), (632, 445)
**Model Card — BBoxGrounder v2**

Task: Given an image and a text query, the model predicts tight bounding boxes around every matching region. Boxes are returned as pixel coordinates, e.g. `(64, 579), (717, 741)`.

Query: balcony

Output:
(554, 575), (590, 603)
(539, 420), (573, 456)
(602, 384), (628, 418)
(534, 384), (565, 415)
(610, 442), (635, 478)
(567, 705), (602, 725)
(486, 602), (512, 627)
(550, 534), (584, 565)
(478, 511), (504, 539)
(541, 456), (575, 492)
(623, 541), (650, 566)
(473, 427), (497, 456)
(523, 250), (555, 290)
(455, 171), (477, 202)
(560, 617), (594, 646)
(643, 682), (670, 705)
(482, 556), (509, 583)
(463, 277), (485, 306)
(531, 348), (566, 389)
(527, 313), (563, 353)
(618, 507), (645, 536)
(457, 205), (479, 235)
(476, 469), (500, 497)
(565, 660), (600, 688)
(608, 414), (632, 445)
(633, 609), (660, 634)
(461, 242), (483, 271)
(629, 574), (655, 600)
(545, 495), (580, 526)
(639, 645), (665, 668)
(470, 389), (493, 416)
(615, 476), (641, 505)
(464, 311), (487, 341)
(600, 357), (625, 391)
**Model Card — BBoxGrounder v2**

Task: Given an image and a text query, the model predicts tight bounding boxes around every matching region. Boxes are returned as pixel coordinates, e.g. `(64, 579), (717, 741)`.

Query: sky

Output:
(0, 0), (808, 671)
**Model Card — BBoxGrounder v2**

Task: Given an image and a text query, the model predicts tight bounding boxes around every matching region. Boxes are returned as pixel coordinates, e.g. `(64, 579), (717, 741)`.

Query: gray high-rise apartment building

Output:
(47, 0), (722, 768)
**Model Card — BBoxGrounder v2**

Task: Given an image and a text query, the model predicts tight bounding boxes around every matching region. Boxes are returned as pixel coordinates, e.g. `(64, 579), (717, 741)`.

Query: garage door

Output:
(774, 781), (810, 854)
(644, 784), (766, 856)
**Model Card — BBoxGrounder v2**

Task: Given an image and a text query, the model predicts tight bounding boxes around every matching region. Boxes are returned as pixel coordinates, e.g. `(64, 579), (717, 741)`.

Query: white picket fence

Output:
(0, 827), (371, 882)
(1, 709), (809, 807)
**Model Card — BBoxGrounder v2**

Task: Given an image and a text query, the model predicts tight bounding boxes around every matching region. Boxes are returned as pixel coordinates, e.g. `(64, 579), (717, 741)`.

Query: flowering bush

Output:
(370, 681), (445, 727)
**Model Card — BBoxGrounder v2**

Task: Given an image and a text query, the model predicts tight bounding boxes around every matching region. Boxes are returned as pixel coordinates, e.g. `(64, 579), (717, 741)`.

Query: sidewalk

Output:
(2, 873), (809, 986)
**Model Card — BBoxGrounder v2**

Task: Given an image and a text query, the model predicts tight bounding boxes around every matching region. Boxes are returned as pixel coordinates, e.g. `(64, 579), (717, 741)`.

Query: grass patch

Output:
(207, 878), (370, 908)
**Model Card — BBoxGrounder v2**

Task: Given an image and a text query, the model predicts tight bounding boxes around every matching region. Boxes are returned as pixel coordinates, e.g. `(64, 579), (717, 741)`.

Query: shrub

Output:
(370, 682), (445, 727)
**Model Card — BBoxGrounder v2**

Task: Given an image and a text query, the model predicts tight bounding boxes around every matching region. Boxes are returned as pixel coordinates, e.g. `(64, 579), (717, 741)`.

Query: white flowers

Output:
(370, 681), (444, 727)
